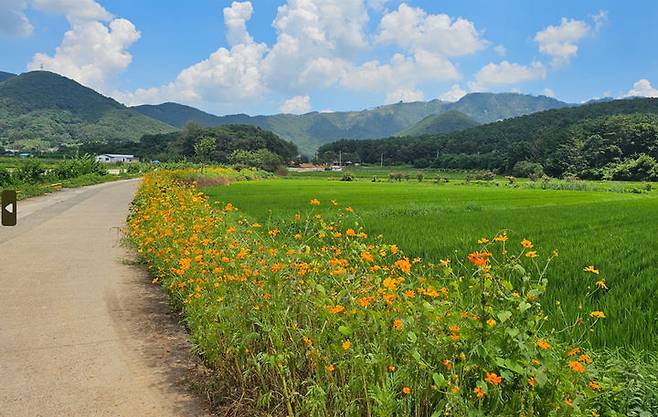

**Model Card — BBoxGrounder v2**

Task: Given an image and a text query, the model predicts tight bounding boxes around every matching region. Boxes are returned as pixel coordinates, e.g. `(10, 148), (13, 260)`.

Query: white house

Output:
(95, 154), (139, 163)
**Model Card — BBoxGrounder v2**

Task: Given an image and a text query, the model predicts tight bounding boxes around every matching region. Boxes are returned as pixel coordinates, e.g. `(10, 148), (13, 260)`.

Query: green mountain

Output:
(443, 92), (569, 123)
(133, 93), (567, 155)
(0, 71), (176, 151)
(318, 98), (658, 180)
(398, 110), (480, 136)
(0, 72), (16, 83)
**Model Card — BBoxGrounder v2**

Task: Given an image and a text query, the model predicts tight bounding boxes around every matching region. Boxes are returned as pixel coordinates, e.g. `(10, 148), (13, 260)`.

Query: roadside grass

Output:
(204, 178), (658, 350)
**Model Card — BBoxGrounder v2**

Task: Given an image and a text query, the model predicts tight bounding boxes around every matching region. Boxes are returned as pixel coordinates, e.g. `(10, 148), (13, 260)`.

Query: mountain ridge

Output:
(132, 93), (569, 154)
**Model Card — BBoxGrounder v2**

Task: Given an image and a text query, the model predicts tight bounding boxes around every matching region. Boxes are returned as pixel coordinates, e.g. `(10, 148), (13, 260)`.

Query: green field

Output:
(204, 177), (658, 350)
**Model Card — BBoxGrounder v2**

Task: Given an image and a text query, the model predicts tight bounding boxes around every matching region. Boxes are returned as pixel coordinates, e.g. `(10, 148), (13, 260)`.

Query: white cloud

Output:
(534, 12), (606, 68)
(469, 60), (546, 91)
(542, 88), (555, 97)
(31, 0), (111, 22)
(115, 1), (491, 113)
(340, 52), (459, 95)
(440, 84), (467, 102)
(385, 87), (424, 104)
(0, 0), (33, 36)
(27, 0), (139, 92)
(592, 10), (608, 32)
(493, 44), (506, 57)
(366, 0), (389, 12)
(223, 1), (254, 46)
(377, 3), (487, 57)
(626, 79), (658, 98)
(280, 95), (311, 113)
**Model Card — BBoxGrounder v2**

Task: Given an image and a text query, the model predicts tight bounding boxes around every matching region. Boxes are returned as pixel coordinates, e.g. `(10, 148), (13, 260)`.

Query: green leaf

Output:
(407, 331), (417, 343)
(412, 350), (422, 362)
(497, 310), (512, 323)
(338, 325), (352, 336)
(519, 301), (531, 313)
(505, 327), (520, 338)
(432, 372), (447, 388)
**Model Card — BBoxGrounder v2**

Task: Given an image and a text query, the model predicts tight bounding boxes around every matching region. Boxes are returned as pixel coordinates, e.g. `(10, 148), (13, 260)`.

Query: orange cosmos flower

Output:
(566, 347), (581, 357)
(309, 199), (320, 206)
(402, 386), (411, 395)
(326, 364), (334, 373)
(345, 207), (354, 213)
(477, 237), (490, 244)
(494, 234), (508, 242)
(528, 376), (536, 387)
(583, 265), (600, 274)
(346, 228), (357, 237)
(568, 361), (586, 373)
(342, 340), (351, 350)
(525, 251), (538, 258)
(474, 386), (486, 398)
(595, 279), (608, 289)
(521, 239), (534, 248)
(394, 258), (412, 273)
(537, 339), (551, 350)
(387, 365), (396, 372)
(326, 305), (345, 314)
(393, 319), (403, 330)
(485, 372), (502, 385)
(361, 251), (374, 262)
(468, 251), (492, 267)
(590, 311), (606, 319)
(439, 258), (450, 267)
(588, 381), (603, 392)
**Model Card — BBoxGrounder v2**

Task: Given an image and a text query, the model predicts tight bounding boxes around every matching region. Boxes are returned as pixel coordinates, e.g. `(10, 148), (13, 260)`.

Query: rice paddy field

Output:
(204, 174), (658, 351)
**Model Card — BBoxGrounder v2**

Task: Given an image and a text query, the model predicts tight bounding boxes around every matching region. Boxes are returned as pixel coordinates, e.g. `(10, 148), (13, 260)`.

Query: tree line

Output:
(317, 98), (658, 180)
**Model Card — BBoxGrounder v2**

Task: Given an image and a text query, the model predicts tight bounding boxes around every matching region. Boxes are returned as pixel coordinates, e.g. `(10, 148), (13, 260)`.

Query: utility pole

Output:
(339, 150), (342, 167)
(380, 152), (383, 167)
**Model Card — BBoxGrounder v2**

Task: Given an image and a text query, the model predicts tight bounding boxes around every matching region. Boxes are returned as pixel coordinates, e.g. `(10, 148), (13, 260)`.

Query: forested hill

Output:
(318, 98), (658, 180)
(0, 71), (16, 82)
(78, 124), (298, 165)
(0, 71), (176, 150)
(132, 93), (568, 155)
(398, 110), (480, 136)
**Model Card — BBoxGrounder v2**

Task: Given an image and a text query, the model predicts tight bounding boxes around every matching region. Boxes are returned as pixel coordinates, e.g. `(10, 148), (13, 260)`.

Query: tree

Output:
(194, 136), (217, 162)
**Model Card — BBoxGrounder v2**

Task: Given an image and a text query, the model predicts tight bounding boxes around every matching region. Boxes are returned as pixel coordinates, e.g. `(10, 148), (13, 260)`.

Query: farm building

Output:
(95, 154), (139, 163)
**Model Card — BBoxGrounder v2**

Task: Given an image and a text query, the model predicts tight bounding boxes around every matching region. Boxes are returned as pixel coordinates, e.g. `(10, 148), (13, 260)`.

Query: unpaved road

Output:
(0, 180), (211, 417)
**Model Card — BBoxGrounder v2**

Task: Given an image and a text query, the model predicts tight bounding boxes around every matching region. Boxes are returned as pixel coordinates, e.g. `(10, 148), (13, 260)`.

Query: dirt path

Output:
(0, 180), (211, 417)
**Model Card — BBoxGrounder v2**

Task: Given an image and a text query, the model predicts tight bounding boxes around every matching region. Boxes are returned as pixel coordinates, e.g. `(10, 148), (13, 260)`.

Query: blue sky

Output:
(1, 0), (657, 115)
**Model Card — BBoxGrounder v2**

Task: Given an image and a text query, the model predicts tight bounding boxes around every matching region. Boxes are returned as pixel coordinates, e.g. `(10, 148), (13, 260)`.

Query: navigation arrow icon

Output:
(2, 190), (17, 226)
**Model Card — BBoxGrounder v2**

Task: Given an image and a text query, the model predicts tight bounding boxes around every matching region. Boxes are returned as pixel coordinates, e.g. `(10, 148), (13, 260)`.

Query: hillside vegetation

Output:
(0, 71), (16, 82)
(319, 98), (658, 180)
(0, 71), (176, 150)
(133, 93), (567, 154)
(398, 110), (480, 136)
(79, 123), (298, 168)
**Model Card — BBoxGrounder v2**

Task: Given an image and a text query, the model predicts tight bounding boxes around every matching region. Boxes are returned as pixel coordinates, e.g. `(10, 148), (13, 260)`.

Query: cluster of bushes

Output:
(0, 156), (108, 188)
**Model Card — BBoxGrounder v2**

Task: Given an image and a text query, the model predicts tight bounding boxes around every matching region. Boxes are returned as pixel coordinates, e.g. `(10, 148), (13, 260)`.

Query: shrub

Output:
(229, 148), (284, 172)
(14, 160), (45, 184)
(608, 154), (658, 181)
(513, 161), (544, 180)
(53, 155), (107, 179)
(0, 167), (12, 186)
(416, 173), (424, 182)
(340, 173), (354, 182)
(465, 170), (495, 182)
